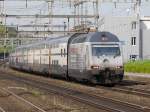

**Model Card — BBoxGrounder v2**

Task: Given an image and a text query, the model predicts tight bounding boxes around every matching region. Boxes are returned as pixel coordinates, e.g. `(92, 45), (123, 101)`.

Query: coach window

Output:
(131, 37), (136, 46)
(64, 49), (66, 57)
(51, 44), (53, 48)
(56, 60), (58, 65)
(61, 49), (63, 57)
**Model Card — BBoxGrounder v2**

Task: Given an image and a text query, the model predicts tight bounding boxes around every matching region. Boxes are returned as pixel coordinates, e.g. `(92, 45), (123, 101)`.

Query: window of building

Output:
(132, 21), (137, 29)
(130, 55), (137, 61)
(131, 37), (136, 46)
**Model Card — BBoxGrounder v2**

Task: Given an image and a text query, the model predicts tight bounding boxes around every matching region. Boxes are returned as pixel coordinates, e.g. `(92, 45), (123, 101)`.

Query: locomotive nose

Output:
(103, 59), (109, 63)
(103, 59), (110, 67)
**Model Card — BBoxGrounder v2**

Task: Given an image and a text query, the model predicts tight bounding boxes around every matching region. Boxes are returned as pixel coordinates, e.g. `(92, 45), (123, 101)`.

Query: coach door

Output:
(48, 45), (51, 76)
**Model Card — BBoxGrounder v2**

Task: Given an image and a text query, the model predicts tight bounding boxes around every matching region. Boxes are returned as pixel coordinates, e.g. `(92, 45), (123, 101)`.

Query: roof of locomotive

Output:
(70, 32), (119, 44)
(88, 32), (119, 42)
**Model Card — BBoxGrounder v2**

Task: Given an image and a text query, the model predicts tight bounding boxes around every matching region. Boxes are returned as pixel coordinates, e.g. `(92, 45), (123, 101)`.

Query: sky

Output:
(1, 0), (150, 28)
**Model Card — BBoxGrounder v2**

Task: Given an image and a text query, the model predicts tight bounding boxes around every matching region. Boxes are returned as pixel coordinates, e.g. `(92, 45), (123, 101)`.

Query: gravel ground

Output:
(0, 66), (107, 112)
(0, 80), (40, 112)
(0, 65), (150, 111)
(125, 72), (150, 83)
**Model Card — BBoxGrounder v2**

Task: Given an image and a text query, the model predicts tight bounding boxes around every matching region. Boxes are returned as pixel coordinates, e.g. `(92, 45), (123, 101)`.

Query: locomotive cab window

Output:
(92, 45), (120, 57)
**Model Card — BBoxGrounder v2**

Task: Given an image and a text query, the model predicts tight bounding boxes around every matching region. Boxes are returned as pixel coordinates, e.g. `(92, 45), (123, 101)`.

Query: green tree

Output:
(0, 25), (6, 36)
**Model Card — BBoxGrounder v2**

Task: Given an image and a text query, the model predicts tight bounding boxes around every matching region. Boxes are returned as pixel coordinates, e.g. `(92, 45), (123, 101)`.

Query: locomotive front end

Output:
(90, 44), (124, 84)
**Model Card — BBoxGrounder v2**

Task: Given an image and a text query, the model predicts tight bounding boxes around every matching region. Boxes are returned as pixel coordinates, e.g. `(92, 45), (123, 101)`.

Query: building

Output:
(100, 16), (150, 62)
(140, 17), (150, 59)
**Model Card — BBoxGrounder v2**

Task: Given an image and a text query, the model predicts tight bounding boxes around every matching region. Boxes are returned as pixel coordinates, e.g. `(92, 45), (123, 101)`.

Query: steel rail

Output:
(0, 107), (6, 112)
(112, 86), (150, 98)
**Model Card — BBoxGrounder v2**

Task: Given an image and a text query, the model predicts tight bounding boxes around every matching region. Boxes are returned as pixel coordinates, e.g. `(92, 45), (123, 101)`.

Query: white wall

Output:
(100, 16), (140, 62)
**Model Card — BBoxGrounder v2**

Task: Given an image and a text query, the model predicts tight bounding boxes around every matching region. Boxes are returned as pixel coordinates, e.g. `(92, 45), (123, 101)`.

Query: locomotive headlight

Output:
(116, 66), (123, 69)
(91, 65), (99, 69)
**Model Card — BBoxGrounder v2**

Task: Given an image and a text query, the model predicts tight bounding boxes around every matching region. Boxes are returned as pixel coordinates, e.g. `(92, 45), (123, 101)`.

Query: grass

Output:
(125, 60), (150, 74)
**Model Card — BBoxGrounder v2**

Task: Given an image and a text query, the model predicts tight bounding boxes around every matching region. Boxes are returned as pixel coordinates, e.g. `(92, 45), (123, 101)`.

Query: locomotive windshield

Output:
(92, 45), (120, 57)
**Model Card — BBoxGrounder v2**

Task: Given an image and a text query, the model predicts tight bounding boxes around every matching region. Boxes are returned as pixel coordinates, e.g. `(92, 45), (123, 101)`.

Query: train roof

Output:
(45, 34), (71, 44)
(14, 32), (119, 50)
(88, 32), (119, 42)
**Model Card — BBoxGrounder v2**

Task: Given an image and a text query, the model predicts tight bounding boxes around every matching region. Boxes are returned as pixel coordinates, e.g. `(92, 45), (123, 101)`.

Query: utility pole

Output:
(47, 0), (54, 33)
(26, 0), (28, 8)
(136, 0), (141, 18)
(94, 0), (99, 30)
(4, 7), (7, 61)
(72, 0), (99, 31)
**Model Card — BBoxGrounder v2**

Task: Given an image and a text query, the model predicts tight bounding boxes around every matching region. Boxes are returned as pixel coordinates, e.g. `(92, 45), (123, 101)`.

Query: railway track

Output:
(0, 72), (150, 112)
(120, 80), (147, 85)
(0, 60), (8, 66)
(0, 106), (6, 112)
(97, 80), (150, 98)
(1, 88), (46, 112)
(111, 86), (150, 98)
(0, 87), (46, 112)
